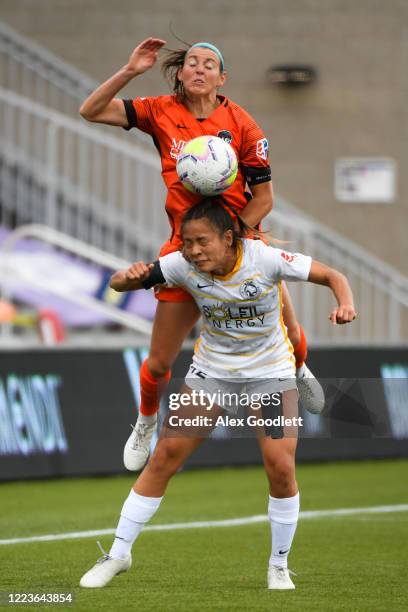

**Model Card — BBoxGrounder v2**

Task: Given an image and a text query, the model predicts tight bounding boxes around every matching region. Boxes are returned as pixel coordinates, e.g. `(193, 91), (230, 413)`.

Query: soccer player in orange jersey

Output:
(79, 38), (324, 469)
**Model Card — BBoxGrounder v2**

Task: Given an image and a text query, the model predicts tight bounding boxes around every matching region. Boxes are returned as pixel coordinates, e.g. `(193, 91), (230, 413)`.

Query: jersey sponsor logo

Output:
(256, 138), (269, 160)
(280, 251), (296, 264)
(202, 303), (266, 329)
(208, 304), (230, 321)
(217, 130), (233, 144)
(170, 138), (187, 159)
(239, 279), (262, 299)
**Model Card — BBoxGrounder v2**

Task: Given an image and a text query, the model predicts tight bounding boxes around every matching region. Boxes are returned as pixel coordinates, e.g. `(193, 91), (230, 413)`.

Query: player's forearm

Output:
(79, 65), (139, 120)
(310, 264), (354, 308)
(327, 271), (354, 309)
(241, 187), (273, 227)
(110, 270), (143, 292)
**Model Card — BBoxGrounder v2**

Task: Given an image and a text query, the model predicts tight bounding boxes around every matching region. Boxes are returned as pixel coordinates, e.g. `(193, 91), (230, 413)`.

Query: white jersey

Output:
(159, 239), (312, 379)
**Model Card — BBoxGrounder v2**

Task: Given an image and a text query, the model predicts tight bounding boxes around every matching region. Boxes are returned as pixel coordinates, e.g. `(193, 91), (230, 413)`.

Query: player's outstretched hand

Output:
(329, 304), (357, 325)
(125, 262), (154, 283)
(127, 38), (167, 76)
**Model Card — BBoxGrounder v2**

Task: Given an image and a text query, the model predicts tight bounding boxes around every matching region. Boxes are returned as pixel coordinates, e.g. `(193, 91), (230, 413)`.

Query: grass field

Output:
(1, 459), (407, 611)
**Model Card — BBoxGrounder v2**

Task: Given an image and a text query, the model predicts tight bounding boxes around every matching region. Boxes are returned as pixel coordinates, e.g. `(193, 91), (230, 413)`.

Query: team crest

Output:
(217, 130), (233, 144)
(256, 138), (269, 160)
(239, 279), (261, 299)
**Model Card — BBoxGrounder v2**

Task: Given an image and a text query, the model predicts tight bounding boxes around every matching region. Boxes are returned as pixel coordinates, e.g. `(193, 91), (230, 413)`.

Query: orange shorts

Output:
(154, 285), (195, 302)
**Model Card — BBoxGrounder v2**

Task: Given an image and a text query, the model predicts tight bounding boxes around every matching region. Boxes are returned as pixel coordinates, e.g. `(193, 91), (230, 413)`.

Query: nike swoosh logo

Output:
(177, 124), (189, 129)
(278, 549), (289, 555)
(197, 284), (213, 289)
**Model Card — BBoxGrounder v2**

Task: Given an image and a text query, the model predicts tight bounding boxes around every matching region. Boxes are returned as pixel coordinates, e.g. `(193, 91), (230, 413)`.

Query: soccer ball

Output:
(176, 135), (238, 196)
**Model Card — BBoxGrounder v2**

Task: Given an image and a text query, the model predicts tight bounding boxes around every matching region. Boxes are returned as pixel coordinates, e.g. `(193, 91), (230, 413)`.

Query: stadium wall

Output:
(1, 0), (408, 275)
(0, 347), (407, 481)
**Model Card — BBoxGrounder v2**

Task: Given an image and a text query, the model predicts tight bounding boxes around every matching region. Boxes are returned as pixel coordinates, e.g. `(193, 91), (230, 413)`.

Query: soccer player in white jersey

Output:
(80, 199), (356, 591)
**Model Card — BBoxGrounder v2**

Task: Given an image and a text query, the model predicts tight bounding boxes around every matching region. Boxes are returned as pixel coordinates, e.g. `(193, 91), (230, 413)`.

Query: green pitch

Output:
(0, 459), (407, 611)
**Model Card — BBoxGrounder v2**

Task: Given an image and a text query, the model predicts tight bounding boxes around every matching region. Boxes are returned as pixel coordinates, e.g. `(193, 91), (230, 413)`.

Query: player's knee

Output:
(147, 354), (172, 378)
(265, 455), (295, 491)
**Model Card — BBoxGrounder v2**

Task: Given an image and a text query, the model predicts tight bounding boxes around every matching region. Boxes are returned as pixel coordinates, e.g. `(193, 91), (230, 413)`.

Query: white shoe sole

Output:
(297, 365), (325, 415)
(80, 555), (131, 588)
(267, 566), (296, 590)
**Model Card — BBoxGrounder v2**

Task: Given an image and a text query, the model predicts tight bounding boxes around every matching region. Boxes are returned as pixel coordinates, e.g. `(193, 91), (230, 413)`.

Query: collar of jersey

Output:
(212, 240), (243, 281)
(215, 95), (227, 107)
(178, 95), (228, 119)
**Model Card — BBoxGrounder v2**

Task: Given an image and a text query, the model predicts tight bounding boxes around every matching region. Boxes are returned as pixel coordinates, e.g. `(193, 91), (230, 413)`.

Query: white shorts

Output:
(185, 362), (297, 415)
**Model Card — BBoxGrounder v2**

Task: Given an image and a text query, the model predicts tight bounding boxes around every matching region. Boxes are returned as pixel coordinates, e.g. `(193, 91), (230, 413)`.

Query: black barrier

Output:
(0, 350), (144, 480)
(0, 347), (407, 480)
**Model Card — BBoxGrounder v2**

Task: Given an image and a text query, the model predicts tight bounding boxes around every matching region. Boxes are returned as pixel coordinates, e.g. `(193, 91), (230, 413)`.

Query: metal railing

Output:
(0, 20), (151, 146)
(263, 204), (408, 344)
(0, 224), (153, 337)
(0, 87), (168, 262)
(0, 90), (407, 344)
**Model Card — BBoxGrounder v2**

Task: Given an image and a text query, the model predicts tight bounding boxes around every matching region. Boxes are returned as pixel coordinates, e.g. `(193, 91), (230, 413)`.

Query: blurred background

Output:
(0, 1), (407, 478)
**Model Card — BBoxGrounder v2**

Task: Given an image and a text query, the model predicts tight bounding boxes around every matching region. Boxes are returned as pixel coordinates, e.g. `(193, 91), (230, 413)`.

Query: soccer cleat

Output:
(296, 364), (325, 414)
(80, 542), (131, 588)
(123, 415), (157, 471)
(267, 565), (296, 590)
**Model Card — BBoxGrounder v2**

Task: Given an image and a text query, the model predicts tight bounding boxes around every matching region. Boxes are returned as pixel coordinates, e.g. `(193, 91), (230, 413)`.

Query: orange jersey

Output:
(124, 95), (271, 255)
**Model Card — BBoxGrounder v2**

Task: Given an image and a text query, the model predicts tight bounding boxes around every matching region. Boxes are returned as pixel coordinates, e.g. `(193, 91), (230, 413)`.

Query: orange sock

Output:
(139, 359), (171, 416)
(293, 325), (308, 369)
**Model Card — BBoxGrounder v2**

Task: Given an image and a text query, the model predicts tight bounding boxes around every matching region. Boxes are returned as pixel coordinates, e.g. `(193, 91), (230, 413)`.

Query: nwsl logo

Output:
(256, 138), (269, 160)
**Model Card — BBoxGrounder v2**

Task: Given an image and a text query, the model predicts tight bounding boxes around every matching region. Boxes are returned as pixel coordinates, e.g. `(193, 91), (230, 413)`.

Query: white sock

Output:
(138, 413), (157, 426)
(109, 490), (163, 559)
(268, 492), (300, 569)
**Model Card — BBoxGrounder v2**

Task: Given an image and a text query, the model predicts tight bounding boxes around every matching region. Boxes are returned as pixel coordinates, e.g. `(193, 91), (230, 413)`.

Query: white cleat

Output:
(296, 364), (325, 414)
(267, 565), (296, 590)
(123, 415), (157, 471)
(80, 542), (131, 588)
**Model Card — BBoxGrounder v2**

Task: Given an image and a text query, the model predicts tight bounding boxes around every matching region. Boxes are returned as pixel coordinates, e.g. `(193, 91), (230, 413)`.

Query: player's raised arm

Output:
(110, 262), (155, 292)
(79, 37), (166, 126)
(308, 261), (357, 325)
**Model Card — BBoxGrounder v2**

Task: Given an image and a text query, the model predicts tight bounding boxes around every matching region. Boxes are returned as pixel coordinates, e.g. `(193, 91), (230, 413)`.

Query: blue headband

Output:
(189, 42), (225, 71)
